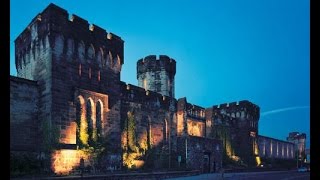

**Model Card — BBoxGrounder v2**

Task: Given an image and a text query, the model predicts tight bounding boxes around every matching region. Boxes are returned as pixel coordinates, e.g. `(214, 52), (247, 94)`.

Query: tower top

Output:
(136, 55), (176, 97)
(137, 55), (176, 78)
(15, 3), (124, 65)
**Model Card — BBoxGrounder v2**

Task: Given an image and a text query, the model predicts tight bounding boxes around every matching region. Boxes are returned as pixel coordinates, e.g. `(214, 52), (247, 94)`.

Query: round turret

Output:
(137, 55), (176, 97)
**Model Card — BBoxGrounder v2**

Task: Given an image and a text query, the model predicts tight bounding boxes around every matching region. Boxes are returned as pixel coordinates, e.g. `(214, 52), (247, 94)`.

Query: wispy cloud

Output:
(261, 106), (310, 117)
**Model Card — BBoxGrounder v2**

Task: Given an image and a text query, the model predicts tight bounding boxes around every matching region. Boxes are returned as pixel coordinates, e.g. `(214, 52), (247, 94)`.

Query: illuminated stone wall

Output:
(177, 98), (206, 138)
(258, 135), (295, 159)
(51, 149), (90, 175)
(287, 132), (307, 160)
(120, 82), (177, 169)
(187, 119), (205, 137)
(177, 136), (222, 173)
(13, 4), (124, 173)
(207, 100), (260, 166)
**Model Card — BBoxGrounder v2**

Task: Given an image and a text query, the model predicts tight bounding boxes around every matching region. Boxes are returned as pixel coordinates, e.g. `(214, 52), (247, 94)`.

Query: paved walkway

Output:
(165, 170), (299, 180)
(165, 173), (229, 180)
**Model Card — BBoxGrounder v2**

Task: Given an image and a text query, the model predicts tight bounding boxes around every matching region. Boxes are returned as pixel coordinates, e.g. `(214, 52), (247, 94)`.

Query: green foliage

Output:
(126, 112), (137, 152)
(40, 120), (60, 153)
(80, 114), (89, 146)
(39, 120), (60, 174)
(79, 131), (112, 173)
(122, 111), (153, 169)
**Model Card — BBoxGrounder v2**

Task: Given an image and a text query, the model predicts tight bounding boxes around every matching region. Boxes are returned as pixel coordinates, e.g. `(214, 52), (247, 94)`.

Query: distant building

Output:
(287, 132), (307, 162)
(305, 148), (310, 163)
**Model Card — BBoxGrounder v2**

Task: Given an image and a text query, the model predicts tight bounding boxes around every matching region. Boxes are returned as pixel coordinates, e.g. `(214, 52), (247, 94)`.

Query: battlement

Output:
(42, 3), (122, 42)
(15, 3), (124, 57)
(120, 81), (176, 110)
(14, 3), (125, 80)
(137, 55), (176, 76)
(177, 97), (205, 119)
(70, 14), (89, 28)
(258, 135), (295, 145)
(211, 100), (260, 121)
(212, 100), (259, 111)
(186, 103), (206, 119)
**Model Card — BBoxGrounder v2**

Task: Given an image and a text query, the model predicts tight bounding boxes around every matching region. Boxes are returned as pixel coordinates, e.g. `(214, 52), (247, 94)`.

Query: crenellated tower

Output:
(137, 55), (176, 98)
(14, 3), (124, 154)
(207, 100), (260, 166)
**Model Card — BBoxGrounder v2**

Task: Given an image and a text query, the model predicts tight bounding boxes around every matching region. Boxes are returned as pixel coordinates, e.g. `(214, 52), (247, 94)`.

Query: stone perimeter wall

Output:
(258, 135), (295, 159)
(10, 76), (39, 152)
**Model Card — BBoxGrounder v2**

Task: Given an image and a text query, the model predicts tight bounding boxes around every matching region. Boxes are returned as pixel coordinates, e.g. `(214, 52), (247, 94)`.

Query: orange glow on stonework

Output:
(59, 122), (77, 144)
(51, 150), (88, 175)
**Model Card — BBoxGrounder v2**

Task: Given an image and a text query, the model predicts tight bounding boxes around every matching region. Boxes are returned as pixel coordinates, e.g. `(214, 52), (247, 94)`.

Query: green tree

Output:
(39, 120), (60, 173)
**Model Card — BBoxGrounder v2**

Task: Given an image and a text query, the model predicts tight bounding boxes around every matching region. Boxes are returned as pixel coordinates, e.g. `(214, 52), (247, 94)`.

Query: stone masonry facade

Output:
(10, 3), (296, 174)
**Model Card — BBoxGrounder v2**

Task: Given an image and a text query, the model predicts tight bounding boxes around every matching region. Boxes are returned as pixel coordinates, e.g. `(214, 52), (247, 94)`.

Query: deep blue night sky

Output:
(10, 0), (310, 148)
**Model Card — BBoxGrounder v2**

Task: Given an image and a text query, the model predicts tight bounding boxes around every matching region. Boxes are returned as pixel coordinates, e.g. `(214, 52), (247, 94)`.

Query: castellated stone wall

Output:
(177, 136), (222, 173)
(258, 135), (295, 159)
(206, 100), (260, 166)
(14, 3), (124, 147)
(137, 55), (176, 98)
(175, 98), (223, 172)
(14, 11), (53, 135)
(120, 82), (177, 168)
(177, 97), (207, 138)
(10, 76), (39, 152)
(13, 3), (125, 170)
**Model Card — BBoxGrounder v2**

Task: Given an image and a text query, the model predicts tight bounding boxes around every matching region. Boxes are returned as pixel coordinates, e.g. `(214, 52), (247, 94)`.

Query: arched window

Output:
(241, 111), (245, 118)
(97, 48), (104, 68)
(78, 64), (82, 76)
(107, 51), (113, 66)
(113, 54), (121, 71)
(236, 112), (240, 118)
(87, 44), (95, 62)
(78, 41), (85, 63)
(54, 35), (64, 61)
(86, 98), (95, 145)
(66, 38), (74, 61)
(76, 96), (87, 146)
(163, 119), (168, 142)
(96, 100), (103, 141)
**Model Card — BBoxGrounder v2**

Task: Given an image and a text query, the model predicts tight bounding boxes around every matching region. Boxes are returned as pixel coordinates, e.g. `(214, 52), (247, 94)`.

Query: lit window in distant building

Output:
(250, 131), (256, 137)
(79, 64), (82, 76)
(143, 78), (147, 90)
(263, 140), (266, 156)
(163, 119), (168, 142)
(270, 140), (273, 156)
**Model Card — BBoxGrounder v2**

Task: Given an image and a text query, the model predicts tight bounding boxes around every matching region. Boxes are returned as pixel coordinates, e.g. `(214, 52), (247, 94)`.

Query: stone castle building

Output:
(287, 132), (307, 163)
(10, 3), (295, 175)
